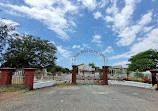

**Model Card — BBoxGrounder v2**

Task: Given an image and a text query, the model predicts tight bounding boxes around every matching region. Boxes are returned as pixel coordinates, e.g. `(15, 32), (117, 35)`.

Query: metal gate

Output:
(12, 71), (25, 85)
(76, 70), (103, 85)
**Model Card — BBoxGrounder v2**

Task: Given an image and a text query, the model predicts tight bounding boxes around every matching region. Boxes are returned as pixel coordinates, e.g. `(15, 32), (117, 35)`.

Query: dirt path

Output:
(0, 85), (158, 111)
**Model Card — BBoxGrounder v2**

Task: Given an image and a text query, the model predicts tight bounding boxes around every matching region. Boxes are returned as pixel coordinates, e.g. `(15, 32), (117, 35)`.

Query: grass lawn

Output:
(0, 85), (29, 93)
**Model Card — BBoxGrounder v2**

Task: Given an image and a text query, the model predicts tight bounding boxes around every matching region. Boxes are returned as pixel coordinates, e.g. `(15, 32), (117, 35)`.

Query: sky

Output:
(0, 0), (158, 69)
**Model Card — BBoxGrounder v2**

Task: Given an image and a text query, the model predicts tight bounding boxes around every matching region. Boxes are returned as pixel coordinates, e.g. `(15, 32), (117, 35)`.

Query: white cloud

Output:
(92, 34), (102, 43)
(106, 0), (118, 15)
(72, 45), (81, 49)
(82, 44), (91, 49)
(104, 16), (113, 22)
(47, 41), (55, 45)
(0, 18), (19, 28)
(104, 0), (153, 46)
(109, 52), (131, 60)
(143, 26), (153, 33)
(98, 0), (108, 8)
(117, 11), (152, 46)
(92, 34), (103, 47)
(110, 28), (158, 60)
(138, 11), (152, 25)
(103, 46), (114, 54)
(93, 11), (102, 19)
(78, 0), (97, 10)
(105, 0), (152, 46)
(57, 46), (71, 58)
(113, 61), (130, 68)
(1, 0), (78, 40)
(130, 28), (158, 54)
(116, 9), (152, 46)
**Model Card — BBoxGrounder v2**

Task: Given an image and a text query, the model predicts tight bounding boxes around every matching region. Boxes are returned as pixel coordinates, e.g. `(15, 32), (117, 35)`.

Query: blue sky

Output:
(0, 0), (158, 69)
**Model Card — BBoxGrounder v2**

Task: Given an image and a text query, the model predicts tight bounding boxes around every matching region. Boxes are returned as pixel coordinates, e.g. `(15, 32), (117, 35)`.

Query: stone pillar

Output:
(150, 69), (158, 89)
(23, 68), (36, 89)
(72, 65), (77, 84)
(151, 72), (156, 86)
(0, 68), (15, 86)
(102, 66), (108, 85)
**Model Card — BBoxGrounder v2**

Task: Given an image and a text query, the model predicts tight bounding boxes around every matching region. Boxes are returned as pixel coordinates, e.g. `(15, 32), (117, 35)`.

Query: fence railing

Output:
(34, 73), (71, 83)
(12, 71), (25, 85)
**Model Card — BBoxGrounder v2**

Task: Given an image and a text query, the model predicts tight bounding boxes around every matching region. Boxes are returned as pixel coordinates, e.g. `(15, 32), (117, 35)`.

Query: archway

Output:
(71, 49), (109, 85)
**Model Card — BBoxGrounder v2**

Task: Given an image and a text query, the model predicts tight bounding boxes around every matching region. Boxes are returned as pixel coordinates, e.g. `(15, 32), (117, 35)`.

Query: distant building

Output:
(108, 65), (128, 75)
(77, 64), (95, 75)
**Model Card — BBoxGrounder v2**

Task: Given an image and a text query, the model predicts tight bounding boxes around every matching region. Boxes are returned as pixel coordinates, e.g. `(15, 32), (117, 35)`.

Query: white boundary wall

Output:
(33, 80), (58, 89)
(108, 80), (152, 89)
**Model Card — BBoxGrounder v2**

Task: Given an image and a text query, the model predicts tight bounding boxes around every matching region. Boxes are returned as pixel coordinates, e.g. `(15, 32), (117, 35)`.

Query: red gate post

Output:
(23, 68), (36, 89)
(0, 68), (15, 86)
(102, 66), (108, 85)
(72, 65), (77, 84)
(150, 69), (158, 89)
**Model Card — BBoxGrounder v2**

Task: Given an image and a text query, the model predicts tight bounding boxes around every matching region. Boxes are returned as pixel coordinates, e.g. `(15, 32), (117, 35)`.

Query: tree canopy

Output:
(127, 49), (158, 71)
(2, 34), (57, 68)
(0, 19), (19, 55)
(88, 63), (100, 70)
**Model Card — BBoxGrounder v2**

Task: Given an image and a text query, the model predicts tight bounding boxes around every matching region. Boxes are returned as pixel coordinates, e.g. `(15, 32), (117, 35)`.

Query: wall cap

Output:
(23, 68), (36, 70)
(0, 67), (15, 71)
(150, 69), (158, 72)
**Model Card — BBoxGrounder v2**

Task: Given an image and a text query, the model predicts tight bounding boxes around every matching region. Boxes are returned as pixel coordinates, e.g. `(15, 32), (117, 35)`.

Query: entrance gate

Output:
(72, 49), (109, 85)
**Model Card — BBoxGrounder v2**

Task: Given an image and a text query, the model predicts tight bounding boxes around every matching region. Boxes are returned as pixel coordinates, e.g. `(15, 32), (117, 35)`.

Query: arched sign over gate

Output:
(71, 49), (109, 85)
(72, 49), (108, 66)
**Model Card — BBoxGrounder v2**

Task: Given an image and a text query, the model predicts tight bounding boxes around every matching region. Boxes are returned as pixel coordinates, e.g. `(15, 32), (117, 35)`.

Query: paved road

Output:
(0, 85), (158, 111)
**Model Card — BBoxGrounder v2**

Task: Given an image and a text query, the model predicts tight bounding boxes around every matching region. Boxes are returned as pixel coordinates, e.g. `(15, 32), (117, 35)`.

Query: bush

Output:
(142, 78), (151, 84)
(134, 70), (144, 78)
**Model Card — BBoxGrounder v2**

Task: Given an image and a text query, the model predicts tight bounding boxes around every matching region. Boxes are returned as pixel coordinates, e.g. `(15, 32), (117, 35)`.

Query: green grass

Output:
(0, 85), (29, 93)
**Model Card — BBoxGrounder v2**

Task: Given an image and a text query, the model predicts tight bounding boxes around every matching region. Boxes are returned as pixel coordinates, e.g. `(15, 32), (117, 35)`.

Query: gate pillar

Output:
(150, 69), (158, 89)
(0, 68), (15, 86)
(23, 68), (36, 89)
(102, 66), (108, 85)
(72, 65), (77, 84)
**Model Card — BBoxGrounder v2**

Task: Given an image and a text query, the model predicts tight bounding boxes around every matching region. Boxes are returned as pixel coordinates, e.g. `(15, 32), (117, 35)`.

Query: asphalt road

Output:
(0, 85), (158, 111)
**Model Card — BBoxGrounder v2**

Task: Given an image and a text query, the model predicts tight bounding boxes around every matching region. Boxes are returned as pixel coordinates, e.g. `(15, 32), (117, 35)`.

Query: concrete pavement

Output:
(0, 85), (158, 111)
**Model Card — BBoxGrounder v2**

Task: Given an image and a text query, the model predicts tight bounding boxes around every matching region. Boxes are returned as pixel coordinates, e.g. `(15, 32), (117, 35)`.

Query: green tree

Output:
(88, 63), (100, 70)
(127, 49), (158, 71)
(88, 63), (96, 68)
(55, 66), (63, 72)
(2, 34), (57, 68)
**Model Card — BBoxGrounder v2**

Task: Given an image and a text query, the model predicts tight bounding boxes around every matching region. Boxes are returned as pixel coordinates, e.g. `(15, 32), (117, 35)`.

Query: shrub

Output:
(134, 70), (144, 78)
(142, 78), (151, 84)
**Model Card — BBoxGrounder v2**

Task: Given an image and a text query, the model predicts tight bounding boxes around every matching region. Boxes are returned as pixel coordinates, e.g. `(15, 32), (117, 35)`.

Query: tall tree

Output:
(2, 34), (57, 68)
(0, 19), (19, 54)
(127, 49), (158, 71)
